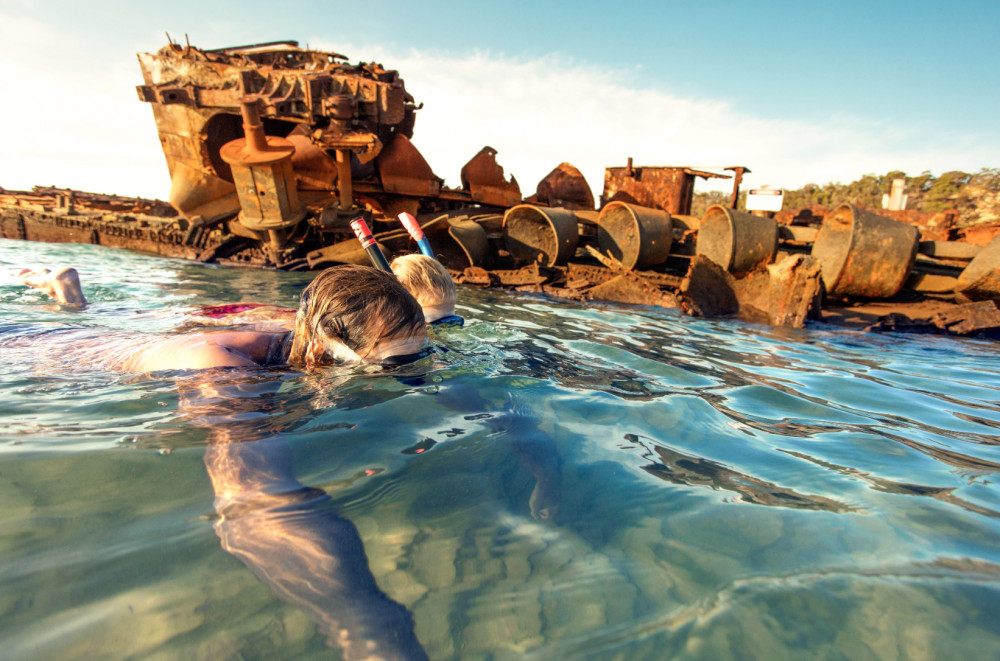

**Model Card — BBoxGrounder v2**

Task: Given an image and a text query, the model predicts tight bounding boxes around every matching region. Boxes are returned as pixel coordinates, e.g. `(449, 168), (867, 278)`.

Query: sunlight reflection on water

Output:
(0, 238), (998, 660)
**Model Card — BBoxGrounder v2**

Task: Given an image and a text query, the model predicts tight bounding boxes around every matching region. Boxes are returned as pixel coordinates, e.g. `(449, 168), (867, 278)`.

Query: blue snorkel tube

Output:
(397, 212), (435, 258)
(397, 211), (464, 328)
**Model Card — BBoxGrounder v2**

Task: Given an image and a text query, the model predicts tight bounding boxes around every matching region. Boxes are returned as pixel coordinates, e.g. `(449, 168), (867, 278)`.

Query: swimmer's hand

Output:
(528, 469), (562, 522)
(494, 393), (563, 521)
(16, 266), (88, 306)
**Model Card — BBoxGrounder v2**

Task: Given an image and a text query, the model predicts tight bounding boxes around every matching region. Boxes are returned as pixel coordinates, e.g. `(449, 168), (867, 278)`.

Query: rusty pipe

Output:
(335, 149), (353, 209)
(729, 167), (745, 209)
(239, 98), (269, 155)
(267, 228), (287, 250)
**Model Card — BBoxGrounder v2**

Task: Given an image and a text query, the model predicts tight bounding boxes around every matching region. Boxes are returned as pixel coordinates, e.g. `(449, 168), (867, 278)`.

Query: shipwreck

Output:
(1, 38), (998, 338)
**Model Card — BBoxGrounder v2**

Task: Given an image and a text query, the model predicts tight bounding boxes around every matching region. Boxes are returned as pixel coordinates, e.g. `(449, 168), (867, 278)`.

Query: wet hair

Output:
(390, 254), (456, 308)
(287, 264), (425, 365)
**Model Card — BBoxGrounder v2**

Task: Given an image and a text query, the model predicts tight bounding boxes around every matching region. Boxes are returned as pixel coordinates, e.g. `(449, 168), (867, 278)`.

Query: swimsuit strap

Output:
(264, 331), (293, 366)
(198, 303), (268, 318)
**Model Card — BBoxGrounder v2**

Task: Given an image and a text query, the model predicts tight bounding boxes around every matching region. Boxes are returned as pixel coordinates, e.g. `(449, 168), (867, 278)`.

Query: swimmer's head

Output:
(390, 254), (456, 323)
(288, 264), (427, 369)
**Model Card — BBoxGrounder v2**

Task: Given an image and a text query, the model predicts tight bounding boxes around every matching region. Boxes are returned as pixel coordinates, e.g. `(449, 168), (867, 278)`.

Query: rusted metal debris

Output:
(680, 256), (738, 317)
(933, 300), (1000, 337)
(1, 38), (998, 340)
(864, 301), (1000, 339)
(460, 147), (521, 208)
(954, 234), (1000, 302)
(602, 157), (744, 216)
(731, 255), (823, 327)
(777, 204), (999, 246)
(4, 179), (999, 337)
(528, 163), (594, 210)
(2, 187), (176, 218)
(812, 204), (918, 299)
(584, 245), (681, 308)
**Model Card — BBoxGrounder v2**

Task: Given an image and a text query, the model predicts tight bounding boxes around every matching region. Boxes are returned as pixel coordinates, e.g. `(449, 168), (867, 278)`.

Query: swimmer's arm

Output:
(490, 394), (563, 521)
(421, 382), (563, 521)
(16, 267), (87, 306)
(206, 448), (428, 660)
(131, 339), (260, 371)
(183, 376), (429, 660)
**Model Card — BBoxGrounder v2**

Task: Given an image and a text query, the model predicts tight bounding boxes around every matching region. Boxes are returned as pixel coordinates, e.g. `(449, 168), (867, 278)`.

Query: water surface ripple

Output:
(1, 239), (998, 660)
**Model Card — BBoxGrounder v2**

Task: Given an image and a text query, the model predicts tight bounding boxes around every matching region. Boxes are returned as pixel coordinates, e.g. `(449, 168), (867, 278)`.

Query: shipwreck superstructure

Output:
(134, 39), (523, 270)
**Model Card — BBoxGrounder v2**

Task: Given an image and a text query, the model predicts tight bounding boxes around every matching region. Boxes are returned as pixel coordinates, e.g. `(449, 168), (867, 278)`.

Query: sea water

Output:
(0, 237), (998, 660)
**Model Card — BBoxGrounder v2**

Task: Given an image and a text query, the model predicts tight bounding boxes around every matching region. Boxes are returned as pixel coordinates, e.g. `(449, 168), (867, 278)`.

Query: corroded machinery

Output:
(135, 38), (523, 269)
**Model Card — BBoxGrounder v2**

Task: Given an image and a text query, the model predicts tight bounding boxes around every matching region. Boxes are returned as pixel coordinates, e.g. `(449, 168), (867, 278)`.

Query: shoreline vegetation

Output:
(693, 167), (1000, 228)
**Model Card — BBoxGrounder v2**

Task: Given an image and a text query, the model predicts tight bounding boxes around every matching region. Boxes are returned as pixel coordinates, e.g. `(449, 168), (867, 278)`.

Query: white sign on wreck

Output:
(746, 188), (785, 212)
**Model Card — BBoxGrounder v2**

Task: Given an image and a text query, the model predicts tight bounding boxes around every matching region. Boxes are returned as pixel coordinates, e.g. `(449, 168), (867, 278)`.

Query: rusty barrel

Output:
(954, 233), (1000, 301)
(597, 201), (673, 270)
(439, 219), (489, 270)
(503, 204), (579, 266)
(811, 203), (918, 298)
(695, 204), (778, 275)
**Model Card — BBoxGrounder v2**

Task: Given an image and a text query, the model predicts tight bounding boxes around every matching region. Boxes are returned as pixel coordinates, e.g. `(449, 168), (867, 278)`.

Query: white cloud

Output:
(1, 24), (994, 204)
(0, 13), (169, 198)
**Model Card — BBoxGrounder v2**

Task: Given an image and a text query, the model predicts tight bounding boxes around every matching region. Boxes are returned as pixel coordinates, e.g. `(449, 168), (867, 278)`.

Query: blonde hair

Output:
(390, 254), (456, 308)
(287, 264), (425, 366)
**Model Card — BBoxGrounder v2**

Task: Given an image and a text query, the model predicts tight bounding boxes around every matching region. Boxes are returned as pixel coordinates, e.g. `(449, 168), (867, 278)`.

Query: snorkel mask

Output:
(320, 335), (432, 369)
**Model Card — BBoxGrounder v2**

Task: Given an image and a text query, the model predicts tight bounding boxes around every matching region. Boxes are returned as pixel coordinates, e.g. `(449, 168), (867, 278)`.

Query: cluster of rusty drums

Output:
(499, 200), (999, 301)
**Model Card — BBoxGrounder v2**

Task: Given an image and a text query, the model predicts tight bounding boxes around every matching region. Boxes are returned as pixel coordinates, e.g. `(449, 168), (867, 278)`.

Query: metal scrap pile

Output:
(2, 38), (998, 338)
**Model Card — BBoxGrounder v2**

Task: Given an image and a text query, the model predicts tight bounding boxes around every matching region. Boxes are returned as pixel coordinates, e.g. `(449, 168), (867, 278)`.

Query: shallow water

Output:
(1, 237), (998, 660)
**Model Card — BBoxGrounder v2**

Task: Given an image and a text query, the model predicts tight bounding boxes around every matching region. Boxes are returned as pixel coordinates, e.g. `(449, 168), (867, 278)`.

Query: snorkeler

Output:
(389, 253), (464, 327)
(16, 264), (429, 371)
(16, 263), (431, 660)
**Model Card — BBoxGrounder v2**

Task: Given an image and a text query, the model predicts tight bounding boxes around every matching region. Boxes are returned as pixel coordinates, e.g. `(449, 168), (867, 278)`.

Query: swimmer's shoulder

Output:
(129, 332), (262, 371)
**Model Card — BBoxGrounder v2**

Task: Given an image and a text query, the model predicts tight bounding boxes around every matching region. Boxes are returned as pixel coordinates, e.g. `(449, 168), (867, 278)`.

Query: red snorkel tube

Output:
(350, 217), (392, 272)
(397, 212), (435, 258)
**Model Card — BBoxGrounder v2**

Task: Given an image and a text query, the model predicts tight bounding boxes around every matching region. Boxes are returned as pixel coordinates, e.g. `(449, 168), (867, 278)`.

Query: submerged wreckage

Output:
(2, 39), (999, 338)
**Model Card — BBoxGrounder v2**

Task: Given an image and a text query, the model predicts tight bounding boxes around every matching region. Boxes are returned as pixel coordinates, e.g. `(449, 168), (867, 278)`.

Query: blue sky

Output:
(1, 0), (997, 200)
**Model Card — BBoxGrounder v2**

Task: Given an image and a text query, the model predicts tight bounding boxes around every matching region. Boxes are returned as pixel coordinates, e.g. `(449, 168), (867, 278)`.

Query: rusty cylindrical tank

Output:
(597, 201), (673, 270)
(436, 219), (489, 270)
(811, 203), (919, 298)
(503, 205), (579, 267)
(696, 205), (778, 275)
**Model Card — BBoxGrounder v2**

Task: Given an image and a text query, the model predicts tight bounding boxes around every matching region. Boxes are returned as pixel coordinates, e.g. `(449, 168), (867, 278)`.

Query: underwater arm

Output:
(496, 393), (563, 521)
(16, 266), (88, 306)
(205, 440), (428, 660)
(184, 376), (429, 661)
(424, 381), (563, 521)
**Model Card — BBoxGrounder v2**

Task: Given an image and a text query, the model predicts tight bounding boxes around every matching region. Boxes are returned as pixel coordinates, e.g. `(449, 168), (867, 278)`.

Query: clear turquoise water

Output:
(1, 237), (999, 660)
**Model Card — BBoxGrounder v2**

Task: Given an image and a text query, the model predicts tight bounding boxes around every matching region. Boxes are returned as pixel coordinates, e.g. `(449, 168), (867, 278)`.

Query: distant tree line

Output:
(691, 168), (1000, 226)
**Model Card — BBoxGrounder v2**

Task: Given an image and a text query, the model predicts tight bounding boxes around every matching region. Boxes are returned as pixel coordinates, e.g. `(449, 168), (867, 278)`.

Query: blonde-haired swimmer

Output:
(390, 254), (464, 327)
(16, 264), (428, 372)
